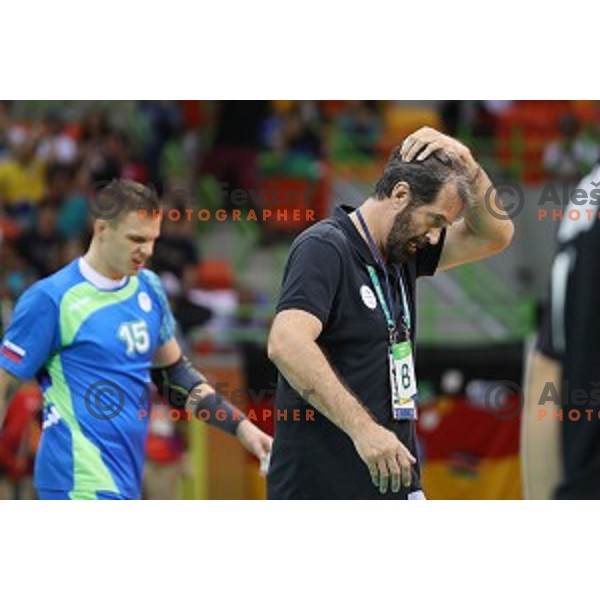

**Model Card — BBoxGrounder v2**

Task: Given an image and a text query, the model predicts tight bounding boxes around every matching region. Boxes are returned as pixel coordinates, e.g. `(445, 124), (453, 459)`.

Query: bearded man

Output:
(266, 127), (514, 500)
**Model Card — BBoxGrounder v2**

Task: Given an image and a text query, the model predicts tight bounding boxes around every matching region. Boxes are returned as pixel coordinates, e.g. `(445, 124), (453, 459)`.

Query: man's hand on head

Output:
(400, 127), (479, 180)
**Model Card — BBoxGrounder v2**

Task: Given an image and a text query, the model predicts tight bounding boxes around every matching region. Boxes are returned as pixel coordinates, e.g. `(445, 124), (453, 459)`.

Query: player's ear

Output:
(390, 181), (410, 213)
(94, 218), (109, 238)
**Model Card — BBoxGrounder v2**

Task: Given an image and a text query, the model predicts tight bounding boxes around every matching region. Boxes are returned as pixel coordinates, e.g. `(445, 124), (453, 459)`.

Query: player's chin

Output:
(129, 261), (145, 274)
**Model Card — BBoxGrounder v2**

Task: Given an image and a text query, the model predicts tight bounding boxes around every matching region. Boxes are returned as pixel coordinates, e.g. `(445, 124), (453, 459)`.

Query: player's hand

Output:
(352, 422), (416, 494)
(236, 420), (273, 476)
(400, 127), (477, 177)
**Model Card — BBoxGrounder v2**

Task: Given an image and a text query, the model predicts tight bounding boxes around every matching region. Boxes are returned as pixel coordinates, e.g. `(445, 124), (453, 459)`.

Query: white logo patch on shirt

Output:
(360, 285), (377, 310)
(42, 405), (61, 430)
(138, 292), (152, 313)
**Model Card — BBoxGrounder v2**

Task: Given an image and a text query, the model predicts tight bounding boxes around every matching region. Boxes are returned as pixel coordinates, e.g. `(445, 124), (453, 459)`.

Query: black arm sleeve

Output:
(151, 355), (207, 408)
(151, 356), (246, 435)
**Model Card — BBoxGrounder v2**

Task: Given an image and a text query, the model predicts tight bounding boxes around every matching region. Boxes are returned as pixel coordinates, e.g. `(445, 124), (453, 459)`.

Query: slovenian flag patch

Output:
(1, 340), (26, 364)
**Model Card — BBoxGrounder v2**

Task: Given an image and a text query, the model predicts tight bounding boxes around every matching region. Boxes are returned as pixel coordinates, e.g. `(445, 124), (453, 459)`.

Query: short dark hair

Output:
(374, 146), (470, 205)
(96, 179), (162, 226)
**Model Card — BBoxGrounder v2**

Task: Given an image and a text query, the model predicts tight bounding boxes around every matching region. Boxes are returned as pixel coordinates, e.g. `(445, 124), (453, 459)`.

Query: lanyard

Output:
(356, 209), (411, 341)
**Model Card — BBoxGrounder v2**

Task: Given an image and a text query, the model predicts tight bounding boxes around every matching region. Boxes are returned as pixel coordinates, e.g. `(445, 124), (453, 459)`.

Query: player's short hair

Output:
(374, 147), (471, 206)
(97, 179), (162, 227)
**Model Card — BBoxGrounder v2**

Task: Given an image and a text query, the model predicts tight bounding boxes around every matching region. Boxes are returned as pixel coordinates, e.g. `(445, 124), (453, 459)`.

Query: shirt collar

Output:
(332, 204), (374, 264)
(78, 257), (129, 290)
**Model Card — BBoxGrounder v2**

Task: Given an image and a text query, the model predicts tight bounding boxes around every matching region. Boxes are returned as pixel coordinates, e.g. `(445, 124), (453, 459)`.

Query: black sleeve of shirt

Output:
(276, 236), (343, 326)
(536, 242), (574, 361)
(416, 228), (447, 277)
(536, 301), (562, 360)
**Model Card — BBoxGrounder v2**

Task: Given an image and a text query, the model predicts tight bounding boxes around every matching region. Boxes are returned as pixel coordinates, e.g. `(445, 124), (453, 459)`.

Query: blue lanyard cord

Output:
(356, 209), (411, 337)
(394, 265), (411, 334)
(366, 265), (393, 325)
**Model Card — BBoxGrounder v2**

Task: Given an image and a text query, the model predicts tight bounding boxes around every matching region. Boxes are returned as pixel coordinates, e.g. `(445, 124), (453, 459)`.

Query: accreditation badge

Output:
(389, 340), (418, 420)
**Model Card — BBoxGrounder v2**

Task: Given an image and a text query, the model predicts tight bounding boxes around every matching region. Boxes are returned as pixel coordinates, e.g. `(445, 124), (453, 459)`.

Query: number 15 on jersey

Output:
(118, 320), (150, 355)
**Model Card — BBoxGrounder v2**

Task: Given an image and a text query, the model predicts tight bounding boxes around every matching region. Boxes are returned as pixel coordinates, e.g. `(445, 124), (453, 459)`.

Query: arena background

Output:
(1, 99), (596, 499)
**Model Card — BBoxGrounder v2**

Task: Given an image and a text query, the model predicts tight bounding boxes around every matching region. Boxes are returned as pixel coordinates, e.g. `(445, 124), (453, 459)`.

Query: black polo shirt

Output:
(537, 196), (600, 499)
(268, 204), (446, 499)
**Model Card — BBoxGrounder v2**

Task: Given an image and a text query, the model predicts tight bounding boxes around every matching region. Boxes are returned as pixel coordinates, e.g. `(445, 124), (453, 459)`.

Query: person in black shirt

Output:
(267, 127), (515, 499)
(522, 164), (600, 499)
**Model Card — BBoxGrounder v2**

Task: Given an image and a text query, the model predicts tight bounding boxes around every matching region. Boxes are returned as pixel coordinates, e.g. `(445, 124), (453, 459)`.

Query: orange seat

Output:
(196, 259), (234, 290)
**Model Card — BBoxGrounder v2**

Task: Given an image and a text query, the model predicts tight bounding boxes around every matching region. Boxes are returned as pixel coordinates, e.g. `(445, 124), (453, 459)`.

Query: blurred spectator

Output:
(278, 102), (323, 159)
(264, 102), (323, 156)
(150, 199), (212, 333)
(76, 108), (111, 187)
(440, 101), (463, 137)
(139, 101), (183, 184)
(79, 108), (111, 159)
(187, 259), (239, 349)
(475, 101), (513, 139)
(81, 108), (111, 141)
(0, 127), (46, 221)
(334, 100), (381, 160)
(543, 113), (599, 184)
(36, 109), (78, 165)
(44, 164), (90, 240)
(86, 130), (148, 185)
(16, 201), (64, 277)
(143, 399), (187, 500)
(200, 101), (269, 211)
(0, 244), (36, 302)
(0, 382), (41, 500)
(0, 101), (14, 160)
(159, 125), (193, 185)
(159, 268), (213, 335)
(152, 199), (200, 279)
(60, 235), (89, 266)
(260, 101), (325, 181)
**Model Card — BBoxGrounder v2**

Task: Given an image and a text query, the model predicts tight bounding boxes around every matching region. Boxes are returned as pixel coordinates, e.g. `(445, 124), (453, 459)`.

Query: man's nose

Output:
(140, 241), (154, 258)
(425, 229), (442, 245)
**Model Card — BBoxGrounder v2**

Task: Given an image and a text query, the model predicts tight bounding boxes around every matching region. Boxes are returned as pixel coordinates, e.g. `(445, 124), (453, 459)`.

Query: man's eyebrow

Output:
(127, 233), (158, 241)
(429, 213), (451, 226)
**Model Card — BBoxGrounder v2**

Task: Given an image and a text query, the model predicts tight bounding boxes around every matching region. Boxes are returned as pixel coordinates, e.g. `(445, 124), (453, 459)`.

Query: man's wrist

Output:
(344, 406), (375, 440)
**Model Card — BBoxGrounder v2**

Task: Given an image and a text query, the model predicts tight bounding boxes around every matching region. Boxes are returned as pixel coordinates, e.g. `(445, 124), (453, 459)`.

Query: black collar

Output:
(332, 204), (374, 265)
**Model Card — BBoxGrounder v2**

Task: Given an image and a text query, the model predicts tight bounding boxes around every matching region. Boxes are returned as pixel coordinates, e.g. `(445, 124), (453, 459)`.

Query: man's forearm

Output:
(463, 159), (515, 244)
(521, 349), (563, 499)
(270, 337), (374, 439)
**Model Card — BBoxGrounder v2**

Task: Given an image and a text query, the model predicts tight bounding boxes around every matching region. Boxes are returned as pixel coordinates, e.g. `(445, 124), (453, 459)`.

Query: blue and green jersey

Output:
(0, 259), (176, 499)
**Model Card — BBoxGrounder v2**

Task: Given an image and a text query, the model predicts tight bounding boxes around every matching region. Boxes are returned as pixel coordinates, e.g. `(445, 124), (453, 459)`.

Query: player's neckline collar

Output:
(78, 257), (129, 291)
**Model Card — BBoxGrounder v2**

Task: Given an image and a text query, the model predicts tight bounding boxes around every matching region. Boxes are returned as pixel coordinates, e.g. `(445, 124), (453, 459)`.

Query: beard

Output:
(385, 208), (429, 264)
